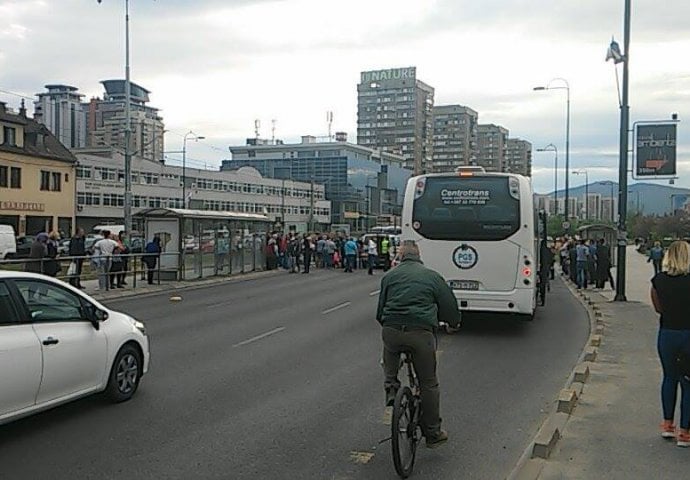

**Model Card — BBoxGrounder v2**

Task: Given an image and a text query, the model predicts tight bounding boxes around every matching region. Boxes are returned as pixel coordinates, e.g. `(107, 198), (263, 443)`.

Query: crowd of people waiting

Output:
(22, 228), (162, 291)
(554, 236), (615, 290)
(263, 232), (393, 275)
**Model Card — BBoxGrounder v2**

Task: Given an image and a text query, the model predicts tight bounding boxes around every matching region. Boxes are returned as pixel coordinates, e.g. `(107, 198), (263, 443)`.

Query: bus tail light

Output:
(414, 177), (426, 199)
(509, 177), (520, 200)
(522, 266), (532, 277)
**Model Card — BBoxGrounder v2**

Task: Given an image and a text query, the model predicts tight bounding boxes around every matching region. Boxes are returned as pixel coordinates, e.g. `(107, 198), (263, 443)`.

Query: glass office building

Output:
(222, 137), (412, 231)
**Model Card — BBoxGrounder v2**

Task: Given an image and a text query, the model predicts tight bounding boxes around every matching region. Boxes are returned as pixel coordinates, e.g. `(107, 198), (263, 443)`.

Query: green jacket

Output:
(376, 255), (461, 330)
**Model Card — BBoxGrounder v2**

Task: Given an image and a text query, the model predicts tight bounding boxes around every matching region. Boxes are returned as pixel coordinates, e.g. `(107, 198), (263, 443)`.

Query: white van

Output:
(0, 225), (17, 259)
(92, 225), (125, 236)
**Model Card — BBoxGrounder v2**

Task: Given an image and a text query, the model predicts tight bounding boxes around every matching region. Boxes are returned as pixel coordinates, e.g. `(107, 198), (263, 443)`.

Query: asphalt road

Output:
(0, 269), (589, 480)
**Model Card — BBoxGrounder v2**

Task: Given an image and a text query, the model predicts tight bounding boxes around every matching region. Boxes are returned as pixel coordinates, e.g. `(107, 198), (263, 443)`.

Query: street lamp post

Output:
(537, 144), (558, 215)
(534, 78), (571, 223)
(182, 131), (204, 208)
(613, 0), (632, 302)
(572, 169), (589, 220)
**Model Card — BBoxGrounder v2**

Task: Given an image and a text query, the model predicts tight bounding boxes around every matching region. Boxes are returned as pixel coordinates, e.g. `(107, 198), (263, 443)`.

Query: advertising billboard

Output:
(635, 123), (677, 177)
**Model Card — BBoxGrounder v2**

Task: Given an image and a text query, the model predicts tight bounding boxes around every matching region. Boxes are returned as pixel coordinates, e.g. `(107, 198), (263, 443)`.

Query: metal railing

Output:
(0, 245), (267, 292)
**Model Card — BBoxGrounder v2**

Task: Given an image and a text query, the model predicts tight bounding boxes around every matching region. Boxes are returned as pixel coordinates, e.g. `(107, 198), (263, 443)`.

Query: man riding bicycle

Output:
(376, 240), (462, 448)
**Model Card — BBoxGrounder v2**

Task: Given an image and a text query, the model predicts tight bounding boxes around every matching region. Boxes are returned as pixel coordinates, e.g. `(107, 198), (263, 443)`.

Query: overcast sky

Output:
(1, 0), (688, 193)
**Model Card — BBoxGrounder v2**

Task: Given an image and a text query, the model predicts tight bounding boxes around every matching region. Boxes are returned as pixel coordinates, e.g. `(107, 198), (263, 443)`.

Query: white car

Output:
(0, 271), (150, 426)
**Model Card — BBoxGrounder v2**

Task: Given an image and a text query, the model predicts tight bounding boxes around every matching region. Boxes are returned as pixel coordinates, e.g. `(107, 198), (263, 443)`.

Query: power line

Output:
(0, 88), (34, 101)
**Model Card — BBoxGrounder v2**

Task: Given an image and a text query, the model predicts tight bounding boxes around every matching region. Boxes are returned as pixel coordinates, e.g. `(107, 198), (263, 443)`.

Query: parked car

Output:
(13, 236), (35, 259)
(85, 236), (98, 255)
(0, 225), (17, 259)
(0, 271), (150, 426)
(57, 238), (71, 256)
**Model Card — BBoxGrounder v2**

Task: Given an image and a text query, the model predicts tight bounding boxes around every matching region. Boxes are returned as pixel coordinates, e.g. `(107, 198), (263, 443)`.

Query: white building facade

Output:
(75, 149), (330, 232)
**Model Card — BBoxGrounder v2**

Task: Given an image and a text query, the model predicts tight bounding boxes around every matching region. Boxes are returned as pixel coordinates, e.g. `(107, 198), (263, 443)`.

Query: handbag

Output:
(67, 261), (77, 277)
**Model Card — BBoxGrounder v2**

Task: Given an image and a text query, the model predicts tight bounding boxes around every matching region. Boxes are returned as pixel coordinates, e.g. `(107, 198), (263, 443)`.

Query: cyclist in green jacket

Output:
(376, 240), (461, 448)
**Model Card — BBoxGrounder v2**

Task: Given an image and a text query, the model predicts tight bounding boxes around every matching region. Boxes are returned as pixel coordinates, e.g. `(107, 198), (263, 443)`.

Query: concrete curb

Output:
(91, 269), (283, 303)
(506, 274), (606, 480)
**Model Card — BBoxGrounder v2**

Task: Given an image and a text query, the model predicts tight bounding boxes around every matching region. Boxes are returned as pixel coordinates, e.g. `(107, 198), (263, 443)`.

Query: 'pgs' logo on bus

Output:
(452, 245), (478, 269)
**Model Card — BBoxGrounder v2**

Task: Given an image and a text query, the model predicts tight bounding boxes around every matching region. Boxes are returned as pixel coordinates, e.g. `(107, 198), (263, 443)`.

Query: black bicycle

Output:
(391, 351), (422, 478)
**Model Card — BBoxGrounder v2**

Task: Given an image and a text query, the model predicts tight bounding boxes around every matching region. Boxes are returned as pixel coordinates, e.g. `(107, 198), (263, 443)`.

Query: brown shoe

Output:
(426, 430), (449, 448)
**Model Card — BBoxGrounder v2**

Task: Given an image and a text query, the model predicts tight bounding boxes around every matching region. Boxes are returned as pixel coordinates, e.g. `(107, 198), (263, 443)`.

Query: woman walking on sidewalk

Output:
(651, 240), (690, 447)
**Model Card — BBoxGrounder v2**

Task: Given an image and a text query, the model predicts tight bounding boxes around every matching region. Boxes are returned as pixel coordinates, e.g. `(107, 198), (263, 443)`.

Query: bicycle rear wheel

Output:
(391, 386), (420, 478)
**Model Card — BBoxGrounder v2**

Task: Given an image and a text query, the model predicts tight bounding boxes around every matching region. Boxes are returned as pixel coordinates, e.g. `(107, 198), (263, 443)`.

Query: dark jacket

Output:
(376, 255), (461, 330)
(44, 241), (60, 277)
(597, 244), (611, 267)
(25, 241), (47, 273)
(69, 236), (86, 256)
(143, 239), (161, 268)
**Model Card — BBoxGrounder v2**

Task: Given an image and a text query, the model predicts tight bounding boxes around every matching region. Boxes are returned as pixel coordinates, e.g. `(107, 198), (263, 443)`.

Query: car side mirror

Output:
(94, 308), (109, 322)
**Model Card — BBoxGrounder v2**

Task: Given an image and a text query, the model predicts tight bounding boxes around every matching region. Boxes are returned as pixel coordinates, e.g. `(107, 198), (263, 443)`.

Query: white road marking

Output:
(232, 327), (286, 347)
(321, 301), (351, 315)
(369, 290), (380, 297)
(207, 301), (230, 308)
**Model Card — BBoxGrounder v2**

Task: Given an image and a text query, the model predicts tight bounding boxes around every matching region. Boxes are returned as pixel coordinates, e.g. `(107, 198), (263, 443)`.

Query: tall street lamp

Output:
(534, 78), (571, 224)
(608, 0), (632, 302)
(537, 144), (558, 215)
(182, 131), (204, 208)
(572, 169), (589, 220)
(98, 0), (133, 232)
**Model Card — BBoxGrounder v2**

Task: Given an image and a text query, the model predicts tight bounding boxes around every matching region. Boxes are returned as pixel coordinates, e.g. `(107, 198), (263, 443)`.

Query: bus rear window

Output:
(412, 176), (520, 241)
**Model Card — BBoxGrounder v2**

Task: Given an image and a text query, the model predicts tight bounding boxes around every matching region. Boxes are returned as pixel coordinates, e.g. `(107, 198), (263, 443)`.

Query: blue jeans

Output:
(657, 328), (690, 429)
(345, 254), (356, 272)
(576, 260), (587, 288)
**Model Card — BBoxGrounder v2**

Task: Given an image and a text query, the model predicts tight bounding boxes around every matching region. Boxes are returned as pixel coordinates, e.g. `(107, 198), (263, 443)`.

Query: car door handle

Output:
(42, 337), (59, 346)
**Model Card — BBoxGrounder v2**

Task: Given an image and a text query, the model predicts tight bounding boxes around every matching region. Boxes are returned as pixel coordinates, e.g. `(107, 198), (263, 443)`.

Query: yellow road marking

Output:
(349, 451), (375, 465)
(382, 407), (392, 425)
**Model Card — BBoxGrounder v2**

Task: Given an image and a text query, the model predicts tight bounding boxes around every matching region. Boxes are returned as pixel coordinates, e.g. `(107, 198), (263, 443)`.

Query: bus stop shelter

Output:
(577, 224), (617, 266)
(134, 208), (272, 280)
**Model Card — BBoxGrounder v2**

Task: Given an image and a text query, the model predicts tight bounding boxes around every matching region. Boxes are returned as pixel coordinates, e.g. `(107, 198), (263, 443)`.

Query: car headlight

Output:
(133, 320), (147, 336)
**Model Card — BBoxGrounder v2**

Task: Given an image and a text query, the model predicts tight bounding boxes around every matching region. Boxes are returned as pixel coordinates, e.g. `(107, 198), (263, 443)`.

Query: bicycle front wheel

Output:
(391, 386), (420, 478)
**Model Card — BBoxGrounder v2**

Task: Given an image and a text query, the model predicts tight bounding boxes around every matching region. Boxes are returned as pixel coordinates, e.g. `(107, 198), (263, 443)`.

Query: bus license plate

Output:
(448, 280), (479, 291)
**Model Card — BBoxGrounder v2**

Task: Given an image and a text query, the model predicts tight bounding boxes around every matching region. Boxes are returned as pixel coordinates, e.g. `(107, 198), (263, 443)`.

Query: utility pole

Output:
(281, 178), (286, 232)
(123, 0), (133, 233)
(309, 178), (314, 232)
(614, 0), (631, 302)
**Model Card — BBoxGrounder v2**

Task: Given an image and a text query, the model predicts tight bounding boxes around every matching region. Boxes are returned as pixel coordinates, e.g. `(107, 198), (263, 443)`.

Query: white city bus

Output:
(401, 168), (539, 318)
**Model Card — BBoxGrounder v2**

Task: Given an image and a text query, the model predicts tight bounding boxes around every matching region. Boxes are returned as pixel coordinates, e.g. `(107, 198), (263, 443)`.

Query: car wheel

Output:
(106, 344), (143, 403)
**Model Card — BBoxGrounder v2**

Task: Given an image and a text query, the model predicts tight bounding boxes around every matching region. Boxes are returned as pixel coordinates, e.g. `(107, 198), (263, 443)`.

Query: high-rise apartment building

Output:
(85, 80), (165, 163)
(357, 67), (434, 174)
(34, 85), (87, 149)
(601, 197), (618, 223)
(431, 104), (478, 173)
(584, 193), (602, 220)
(505, 138), (532, 177)
(476, 124), (508, 172)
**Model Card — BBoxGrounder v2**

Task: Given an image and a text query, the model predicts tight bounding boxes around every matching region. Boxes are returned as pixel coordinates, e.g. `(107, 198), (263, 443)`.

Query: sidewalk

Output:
(538, 247), (688, 479)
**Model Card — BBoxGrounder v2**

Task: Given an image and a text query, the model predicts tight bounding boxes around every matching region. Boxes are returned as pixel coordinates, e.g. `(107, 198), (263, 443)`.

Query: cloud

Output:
(1, 0), (689, 194)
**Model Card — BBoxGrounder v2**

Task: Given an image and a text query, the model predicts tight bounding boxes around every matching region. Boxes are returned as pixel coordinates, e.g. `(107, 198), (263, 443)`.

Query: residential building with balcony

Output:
(431, 104), (478, 173)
